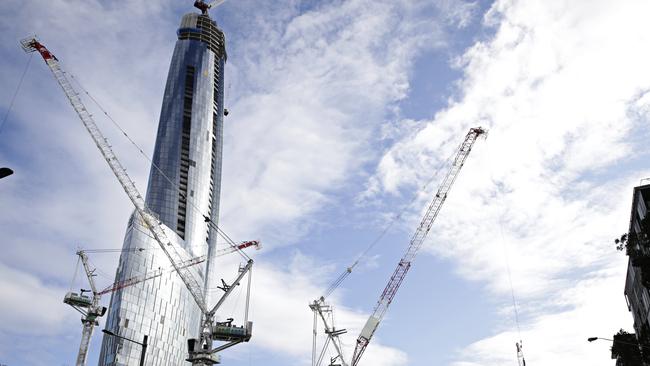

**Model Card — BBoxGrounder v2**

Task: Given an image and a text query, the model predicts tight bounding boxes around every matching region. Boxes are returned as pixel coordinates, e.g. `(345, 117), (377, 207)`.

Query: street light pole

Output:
(0, 168), (13, 180)
(102, 329), (148, 366)
(588, 336), (650, 350)
(139, 335), (148, 366)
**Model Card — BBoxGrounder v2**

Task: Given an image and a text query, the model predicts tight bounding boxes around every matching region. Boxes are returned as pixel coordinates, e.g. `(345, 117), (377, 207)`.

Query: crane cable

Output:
(69, 254), (81, 291)
(499, 221), (522, 337)
(67, 73), (250, 262)
(322, 137), (464, 300)
(0, 53), (32, 136)
(485, 138), (526, 365)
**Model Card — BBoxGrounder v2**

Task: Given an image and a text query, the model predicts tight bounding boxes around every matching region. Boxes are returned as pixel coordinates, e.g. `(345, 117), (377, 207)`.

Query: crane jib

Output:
(350, 127), (485, 366)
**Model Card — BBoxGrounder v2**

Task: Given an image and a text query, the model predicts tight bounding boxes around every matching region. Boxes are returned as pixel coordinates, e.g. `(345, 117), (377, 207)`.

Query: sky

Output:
(0, 0), (649, 365)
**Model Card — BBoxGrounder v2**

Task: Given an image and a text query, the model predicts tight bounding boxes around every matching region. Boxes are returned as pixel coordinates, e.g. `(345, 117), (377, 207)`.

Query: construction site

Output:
(1, 1), (649, 366)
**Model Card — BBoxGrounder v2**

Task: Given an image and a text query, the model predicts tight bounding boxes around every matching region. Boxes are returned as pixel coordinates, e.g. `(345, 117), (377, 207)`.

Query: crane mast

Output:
(350, 127), (485, 366)
(76, 251), (102, 366)
(23, 36), (254, 365)
(63, 251), (106, 366)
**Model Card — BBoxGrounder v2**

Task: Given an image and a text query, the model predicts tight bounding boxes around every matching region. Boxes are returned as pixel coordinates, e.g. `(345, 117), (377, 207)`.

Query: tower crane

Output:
(66, 240), (259, 365)
(64, 251), (107, 366)
(311, 127), (485, 366)
(22, 37), (253, 365)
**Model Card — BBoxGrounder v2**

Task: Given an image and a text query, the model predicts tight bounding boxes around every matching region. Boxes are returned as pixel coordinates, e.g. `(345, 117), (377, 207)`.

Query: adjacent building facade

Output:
(98, 11), (227, 365)
(622, 182), (650, 363)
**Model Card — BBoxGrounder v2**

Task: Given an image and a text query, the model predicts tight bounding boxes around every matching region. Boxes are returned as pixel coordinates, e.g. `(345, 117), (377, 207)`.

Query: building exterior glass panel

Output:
(99, 12), (226, 365)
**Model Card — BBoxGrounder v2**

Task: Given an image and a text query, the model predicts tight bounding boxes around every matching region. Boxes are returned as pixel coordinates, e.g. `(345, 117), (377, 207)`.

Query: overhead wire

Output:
(69, 255), (81, 291)
(0, 53), (33, 136)
(485, 136), (525, 364)
(87, 256), (117, 282)
(499, 221), (522, 338)
(67, 73), (250, 262)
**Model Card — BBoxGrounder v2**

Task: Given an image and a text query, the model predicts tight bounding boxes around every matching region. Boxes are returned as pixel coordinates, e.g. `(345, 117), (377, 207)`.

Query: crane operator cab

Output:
(212, 318), (253, 342)
(64, 291), (93, 308)
(186, 319), (252, 364)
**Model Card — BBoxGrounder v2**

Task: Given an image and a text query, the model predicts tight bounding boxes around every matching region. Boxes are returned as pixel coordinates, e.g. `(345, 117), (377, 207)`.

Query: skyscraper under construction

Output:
(99, 9), (227, 365)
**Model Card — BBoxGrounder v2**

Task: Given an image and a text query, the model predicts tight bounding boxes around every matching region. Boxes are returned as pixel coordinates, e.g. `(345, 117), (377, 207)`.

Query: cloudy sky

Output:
(1, 0), (649, 365)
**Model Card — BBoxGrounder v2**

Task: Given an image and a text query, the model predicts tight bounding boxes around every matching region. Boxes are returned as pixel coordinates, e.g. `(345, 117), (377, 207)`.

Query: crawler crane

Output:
(311, 127), (486, 366)
(23, 34), (253, 365)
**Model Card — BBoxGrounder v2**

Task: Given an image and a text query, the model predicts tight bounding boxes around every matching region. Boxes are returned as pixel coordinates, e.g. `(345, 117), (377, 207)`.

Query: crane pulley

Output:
(516, 341), (526, 366)
(23, 36), (254, 365)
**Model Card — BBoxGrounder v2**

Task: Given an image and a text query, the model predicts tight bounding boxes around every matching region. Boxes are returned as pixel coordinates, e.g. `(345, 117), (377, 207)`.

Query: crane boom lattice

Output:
(351, 127), (485, 366)
(64, 251), (107, 366)
(21, 37), (208, 314)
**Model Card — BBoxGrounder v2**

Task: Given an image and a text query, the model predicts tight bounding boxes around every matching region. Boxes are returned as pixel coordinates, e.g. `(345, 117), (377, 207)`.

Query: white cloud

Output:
(205, 252), (406, 366)
(0, 0), (474, 365)
(218, 0), (455, 246)
(452, 263), (633, 366)
(0, 262), (76, 335)
(363, 0), (650, 364)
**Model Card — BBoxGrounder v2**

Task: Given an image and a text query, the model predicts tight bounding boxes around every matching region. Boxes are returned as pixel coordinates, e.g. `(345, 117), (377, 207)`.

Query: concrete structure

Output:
(624, 183), (650, 348)
(99, 12), (227, 365)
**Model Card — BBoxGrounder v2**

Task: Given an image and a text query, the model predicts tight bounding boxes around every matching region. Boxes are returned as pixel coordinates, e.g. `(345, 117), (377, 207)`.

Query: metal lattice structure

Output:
(62, 251), (107, 366)
(21, 37), (210, 314)
(23, 35), (254, 365)
(350, 127), (486, 366)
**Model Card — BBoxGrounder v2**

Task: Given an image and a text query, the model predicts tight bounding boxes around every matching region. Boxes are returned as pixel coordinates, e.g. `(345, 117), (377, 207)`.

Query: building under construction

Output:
(23, 0), (254, 363)
(97, 8), (228, 366)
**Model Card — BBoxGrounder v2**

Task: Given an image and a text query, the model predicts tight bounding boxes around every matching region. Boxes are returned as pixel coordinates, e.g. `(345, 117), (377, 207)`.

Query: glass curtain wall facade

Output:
(98, 12), (226, 365)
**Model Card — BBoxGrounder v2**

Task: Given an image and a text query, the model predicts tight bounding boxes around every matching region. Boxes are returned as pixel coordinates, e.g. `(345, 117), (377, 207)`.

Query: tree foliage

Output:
(611, 329), (643, 365)
(616, 216), (650, 286)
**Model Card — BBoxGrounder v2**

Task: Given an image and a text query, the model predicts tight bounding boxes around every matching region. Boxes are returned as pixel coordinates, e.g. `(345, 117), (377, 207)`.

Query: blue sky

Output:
(1, 0), (650, 365)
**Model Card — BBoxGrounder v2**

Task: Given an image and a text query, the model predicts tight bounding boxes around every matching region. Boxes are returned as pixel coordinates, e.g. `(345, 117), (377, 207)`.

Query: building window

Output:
(177, 65), (195, 239)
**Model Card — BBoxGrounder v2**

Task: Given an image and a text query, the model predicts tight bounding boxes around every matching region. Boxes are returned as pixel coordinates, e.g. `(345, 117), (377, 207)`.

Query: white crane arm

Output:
(22, 37), (209, 314)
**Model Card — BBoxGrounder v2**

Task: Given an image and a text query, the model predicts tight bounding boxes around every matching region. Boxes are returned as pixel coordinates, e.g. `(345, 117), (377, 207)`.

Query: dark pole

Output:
(139, 335), (148, 366)
(102, 329), (149, 365)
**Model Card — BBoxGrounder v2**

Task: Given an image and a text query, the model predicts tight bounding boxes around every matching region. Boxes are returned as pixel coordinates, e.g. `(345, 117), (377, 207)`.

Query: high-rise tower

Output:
(99, 11), (226, 365)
